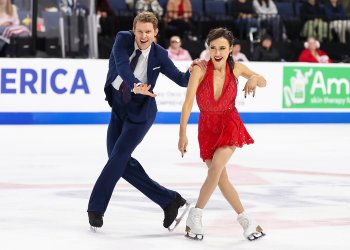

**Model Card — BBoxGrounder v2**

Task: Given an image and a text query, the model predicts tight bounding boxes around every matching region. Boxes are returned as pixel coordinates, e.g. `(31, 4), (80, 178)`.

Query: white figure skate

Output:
(237, 212), (265, 241)
(185, 207), (204, 241)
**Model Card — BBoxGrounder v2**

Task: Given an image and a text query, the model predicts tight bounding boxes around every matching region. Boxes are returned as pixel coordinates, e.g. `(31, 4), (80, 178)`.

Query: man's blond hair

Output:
(133, 11), (158, 30)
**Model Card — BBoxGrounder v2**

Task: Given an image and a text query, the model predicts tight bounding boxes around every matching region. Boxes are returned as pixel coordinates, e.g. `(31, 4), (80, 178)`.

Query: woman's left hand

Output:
(243, 77), (258, 98)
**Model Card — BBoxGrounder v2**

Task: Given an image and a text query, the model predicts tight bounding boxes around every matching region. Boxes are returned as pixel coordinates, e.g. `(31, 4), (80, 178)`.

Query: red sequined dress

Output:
(196, 60), (254, 161)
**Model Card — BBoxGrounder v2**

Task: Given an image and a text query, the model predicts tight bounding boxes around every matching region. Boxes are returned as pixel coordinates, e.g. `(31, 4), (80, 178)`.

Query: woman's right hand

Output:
(178, 135), (188, 158)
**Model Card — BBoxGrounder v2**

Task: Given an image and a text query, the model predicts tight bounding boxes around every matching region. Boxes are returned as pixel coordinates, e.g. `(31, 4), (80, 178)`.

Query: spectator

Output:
(125, 0), (134, 10)
(135, 0), (164, 19)
(167, 35), (192, 60)
(232, 39), (249, 62)
(96, 0), (115, 37)
(0, 0), (30, 56)
(300, 0), (329, 42)
(324, 0), (350, 43)
(252, 34), (280, 61)
(164, 0), (193, 39)
(253, 0), (285, 41)
(0, 0), (19, 27)
(59, 0), (89, 16)
(231, 0), (259, 40)
(298, 36), (332, 63)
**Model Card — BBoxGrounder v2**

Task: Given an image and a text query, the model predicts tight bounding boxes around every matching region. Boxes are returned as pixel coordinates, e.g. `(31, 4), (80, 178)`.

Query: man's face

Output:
(262, 39), (272, 49)
(133, 21), (158, 50)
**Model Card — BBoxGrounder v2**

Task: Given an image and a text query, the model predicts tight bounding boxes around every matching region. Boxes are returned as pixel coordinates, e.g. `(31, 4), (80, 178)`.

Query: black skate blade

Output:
(247, 231), (265, 241)
(185, 232), (204, 241)
(168, 202), (191, 232)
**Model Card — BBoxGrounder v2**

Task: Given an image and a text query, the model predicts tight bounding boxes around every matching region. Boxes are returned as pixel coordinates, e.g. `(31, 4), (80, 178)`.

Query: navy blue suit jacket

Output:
(104, 31), (190, 122)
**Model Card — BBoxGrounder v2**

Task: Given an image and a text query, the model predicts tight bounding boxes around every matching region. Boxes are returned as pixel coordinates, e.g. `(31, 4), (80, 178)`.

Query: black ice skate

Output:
(88, 212), (103, 232)
(163, 193), (191, 232)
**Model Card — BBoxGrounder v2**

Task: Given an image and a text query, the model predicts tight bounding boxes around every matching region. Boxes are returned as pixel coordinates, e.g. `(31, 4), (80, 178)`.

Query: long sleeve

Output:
(160, 50), (190, 87)
(112, 32), (140, 90)
(151, 1), (164, 17)
(253, 0), (277, 15)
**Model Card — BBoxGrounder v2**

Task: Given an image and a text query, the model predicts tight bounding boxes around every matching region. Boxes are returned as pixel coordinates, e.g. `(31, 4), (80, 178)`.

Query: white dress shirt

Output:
(112, 42), (151, 90)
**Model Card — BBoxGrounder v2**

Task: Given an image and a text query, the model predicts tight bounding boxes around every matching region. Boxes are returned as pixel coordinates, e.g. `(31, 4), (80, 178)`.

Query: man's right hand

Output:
(133, 83), (157, 97)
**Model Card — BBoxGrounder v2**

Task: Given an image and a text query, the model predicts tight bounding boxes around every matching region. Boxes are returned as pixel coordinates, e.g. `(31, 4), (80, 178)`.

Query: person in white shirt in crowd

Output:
(253, 0), (285, 41)
(135, 0), (164, 19)
(232, 39), (249, 62)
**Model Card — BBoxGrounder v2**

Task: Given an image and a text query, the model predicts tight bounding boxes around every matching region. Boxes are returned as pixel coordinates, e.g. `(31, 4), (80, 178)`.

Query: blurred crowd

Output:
(1, 0), (350, 62)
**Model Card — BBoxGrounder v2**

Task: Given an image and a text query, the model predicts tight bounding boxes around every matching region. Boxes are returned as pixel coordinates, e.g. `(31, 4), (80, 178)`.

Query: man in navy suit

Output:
(87, 11), (195, 231)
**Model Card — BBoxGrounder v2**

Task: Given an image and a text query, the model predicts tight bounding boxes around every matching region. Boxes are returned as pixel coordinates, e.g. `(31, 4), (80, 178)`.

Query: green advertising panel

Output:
(283, 66), (350, 108)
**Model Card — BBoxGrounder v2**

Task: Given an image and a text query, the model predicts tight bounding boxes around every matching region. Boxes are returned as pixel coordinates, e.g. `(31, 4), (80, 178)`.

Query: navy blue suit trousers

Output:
(88, 88), (176, 214)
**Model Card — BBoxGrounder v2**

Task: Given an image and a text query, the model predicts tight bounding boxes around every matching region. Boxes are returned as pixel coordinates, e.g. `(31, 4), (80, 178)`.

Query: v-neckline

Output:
(212, 65), (227, 102)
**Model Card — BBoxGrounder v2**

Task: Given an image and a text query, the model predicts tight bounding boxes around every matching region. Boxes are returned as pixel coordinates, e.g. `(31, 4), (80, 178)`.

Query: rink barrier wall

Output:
(1, 112), (350, 124)
(1, 59), (349, 124)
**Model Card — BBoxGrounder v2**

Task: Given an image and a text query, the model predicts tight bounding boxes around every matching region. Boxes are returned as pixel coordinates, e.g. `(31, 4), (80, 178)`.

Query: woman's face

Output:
(209, 37), (232, 67)
(307, 38), (318, 51)
(170, 36), (181, 50)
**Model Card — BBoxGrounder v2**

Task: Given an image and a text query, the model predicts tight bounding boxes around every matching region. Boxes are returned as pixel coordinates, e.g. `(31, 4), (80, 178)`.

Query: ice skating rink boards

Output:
(1, 124), (349, 250)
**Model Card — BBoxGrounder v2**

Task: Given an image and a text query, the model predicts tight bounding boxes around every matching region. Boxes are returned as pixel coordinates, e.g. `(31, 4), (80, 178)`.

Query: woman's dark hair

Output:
(258, 0), (270, 8)
(206, 28), (235, 72)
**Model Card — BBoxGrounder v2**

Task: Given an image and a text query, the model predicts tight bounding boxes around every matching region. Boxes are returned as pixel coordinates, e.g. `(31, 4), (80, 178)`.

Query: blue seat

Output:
(42, 11), (60, 30)
(275, 2), (294, 19)
(107, 0), (133, 16)
(191, 0), (208, 21)
(158, 0), (168, 9)
(204, 0), (230, 20)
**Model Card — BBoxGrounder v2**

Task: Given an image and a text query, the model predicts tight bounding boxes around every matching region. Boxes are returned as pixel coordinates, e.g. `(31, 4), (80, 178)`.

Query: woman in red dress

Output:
(178, 28), (266, 241)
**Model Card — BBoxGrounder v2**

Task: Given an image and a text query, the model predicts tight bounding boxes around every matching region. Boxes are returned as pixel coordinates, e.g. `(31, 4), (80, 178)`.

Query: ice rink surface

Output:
(1, 124), (350, 250)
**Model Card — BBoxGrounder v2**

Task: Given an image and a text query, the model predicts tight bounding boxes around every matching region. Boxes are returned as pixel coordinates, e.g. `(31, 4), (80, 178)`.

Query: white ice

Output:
(1, 124), (350, 250)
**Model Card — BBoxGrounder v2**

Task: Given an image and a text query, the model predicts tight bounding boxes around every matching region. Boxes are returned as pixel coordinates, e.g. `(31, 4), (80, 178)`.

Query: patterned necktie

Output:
(121, 49), (142, 103)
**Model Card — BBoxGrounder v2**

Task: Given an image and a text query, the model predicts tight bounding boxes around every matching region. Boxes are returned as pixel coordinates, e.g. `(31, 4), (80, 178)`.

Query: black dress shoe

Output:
(88, 212), (103, 227)
(163, 193), (186, 228)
